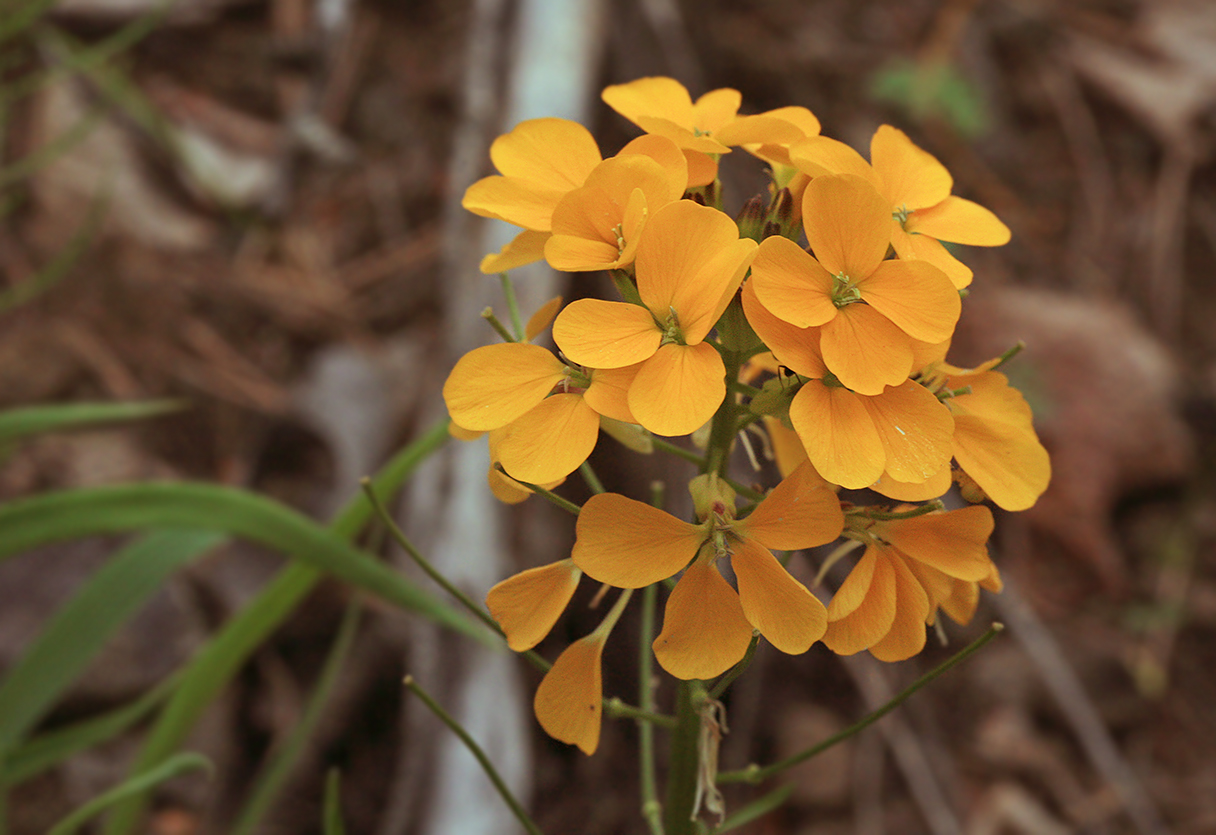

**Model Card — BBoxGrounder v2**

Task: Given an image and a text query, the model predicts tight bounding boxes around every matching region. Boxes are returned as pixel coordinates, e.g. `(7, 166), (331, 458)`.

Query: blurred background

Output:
(2, 0), (1215, 832)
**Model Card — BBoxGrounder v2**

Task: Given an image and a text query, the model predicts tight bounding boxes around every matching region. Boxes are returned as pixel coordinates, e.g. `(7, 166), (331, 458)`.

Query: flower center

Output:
(659, 305), (686, 346)
(831, 272), (862, 308)
(892, 204), (912, 227)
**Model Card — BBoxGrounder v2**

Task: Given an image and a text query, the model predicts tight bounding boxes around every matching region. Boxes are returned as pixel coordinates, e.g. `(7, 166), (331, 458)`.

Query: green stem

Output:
(579, 461), (606, 495)
(847, 500), (944, 521)
(650, 436), (706, 466)
(638, 582), (664, 834)
(717, 623), (1005, 784)
(480, 308), (518, 343)
(496, 469), (582, 516)
(604, 698), (676, 730)
(404, 676), (543, 835)
(499, 274), (525, 340)
(663, 680), (708, 835)
(359, 479), (550, 674)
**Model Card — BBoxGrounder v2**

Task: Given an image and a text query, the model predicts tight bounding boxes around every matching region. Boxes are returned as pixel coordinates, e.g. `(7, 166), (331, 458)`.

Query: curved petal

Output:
(628, 342), (725, 437)
(824, 547), (896, 655)
(870, 465), (952, 502)
(603, 77), (694, 132)
(765, 416), (811, 478)
(749, 235), (838, 328)
(683, 150), (718, 187)
(653, 557), (755, 680)
(553, 298), (660, 369)
(906, 196), (1011, 246)
(950, 372), (1051, 510)
(573, 493), (706, 587)
(789, 382), (885, 489)
(443, 342), (565, 431)
(635, 201), (757, 343)
(496, 394), (600, 483)
(740, 282), (828, 379)
(525, 295), (564, 341)
(584, 364), (642, 423)
(870, 125), (953, 211)
(789, 135), (879, 184)
(891, 228), (972, 289)
(534, 634), (605, 755)
(859, 259), (960, 344)
(738, 461), (844, 550)
(861, 380), (954, 485)
(693, 87), (743, 134)
(479, 229), (550, 274)
(634, 116), (732, 154)
(618, 134), (689, 184)
(803, 174), (892, 279)
(819, 304), (915, 396)
(544, 234), (623, 272)
(866, 555), (930, 662)
(881, 505), (995, 581)
(486, 559), (582, 651)
(463, 175), (568, 231)
(489, 117), (601, 191)
(732, 537), (827, 654)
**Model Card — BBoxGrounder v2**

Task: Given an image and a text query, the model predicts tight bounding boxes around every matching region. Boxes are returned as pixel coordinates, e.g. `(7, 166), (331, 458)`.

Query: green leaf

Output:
(2, 673), (180, 785)
(0, 531), (221, 761)
(0, 481), (486, 643)
(0, 0), (57, 44)
(47, 752), (212, 835)
(230, 602), (362, 835)
(869, 59), (990, 138)
(0, 399), (183, 444)
(323, 769), (347, 835)
(100, 419), (452, 835)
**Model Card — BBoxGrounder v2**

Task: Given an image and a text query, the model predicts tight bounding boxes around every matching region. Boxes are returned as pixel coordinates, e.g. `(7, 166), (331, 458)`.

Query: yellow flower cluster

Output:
(443, 77), (1050, 755)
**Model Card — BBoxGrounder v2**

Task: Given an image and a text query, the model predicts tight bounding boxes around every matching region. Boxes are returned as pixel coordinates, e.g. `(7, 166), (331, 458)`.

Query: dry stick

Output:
(993, 575), (1172, 835)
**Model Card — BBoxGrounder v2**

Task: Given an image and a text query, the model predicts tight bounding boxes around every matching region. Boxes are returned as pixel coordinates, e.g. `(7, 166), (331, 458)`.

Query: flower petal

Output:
(490, 117), (601, 191)
(635, 201), (757, 344)
(859, 259), (960, 344)
(789, 135), (879, 183)
(824, 547), (896, 655)
(870, 125), (952, 210)
(866, 555), (930, 661)
(584, 364), (642, 423)
(496, 394), (600, 483)
(749, 235), (838, 328)
(653, 557), (755, 680)
(732, 537), (827, 654)
(906, 196), (1010, 246)
(534, 634), (605, 754)
(603, 77), (694, 133)
(738, 461), (844, 550)
(891, 227), (973, 289)
(861, 380), (954, 484)
(553, 298), (660, 369)
(819, 304), (915, 396)
(881, 505), (995, 581)
(479, 229), (551, 274)
(463, 176), (567, 231)
(789, 382), (885, 489)
(525, 296), (563, 341)
(486, 559), (582, 651)
(870, 465), (952, 502)
(803, 174), (892, 280)
(693, 87), (743, 134)
(628, 342), (725, 437)
(444, 343), (566, 431)
(573, 493), (706, 587)
(741, 282), (829, 379)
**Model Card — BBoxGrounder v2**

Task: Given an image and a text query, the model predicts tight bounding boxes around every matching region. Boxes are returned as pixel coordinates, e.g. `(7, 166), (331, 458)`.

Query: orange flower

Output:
(572, 463), (844, 679)
(486, 559), (582, 651)
(749, 173), (960, 395)
(824, 505), (996, 661)
(462, 118), (603, 273)
(921, 357), (1051, 510)
(602, 76), (740, 155)
(790, 126), (1010, 288)
(742, 281), (954, 490)
(544, 135), (688, 272)
(444, 339), (646, 483)
(552, 200), (757, 436)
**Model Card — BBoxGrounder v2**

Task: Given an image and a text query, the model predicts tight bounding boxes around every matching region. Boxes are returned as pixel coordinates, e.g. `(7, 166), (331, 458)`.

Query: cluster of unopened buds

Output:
(443, 77), (1050, 756)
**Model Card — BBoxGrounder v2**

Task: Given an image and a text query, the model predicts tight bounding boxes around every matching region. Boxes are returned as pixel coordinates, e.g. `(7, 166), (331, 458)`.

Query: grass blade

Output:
(0, 531), (221, 760)
(322, 769), (347, 835)
(47, 752), (211, 835)
(0, 482), (485, 642)
(0, 399), (183, 444)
